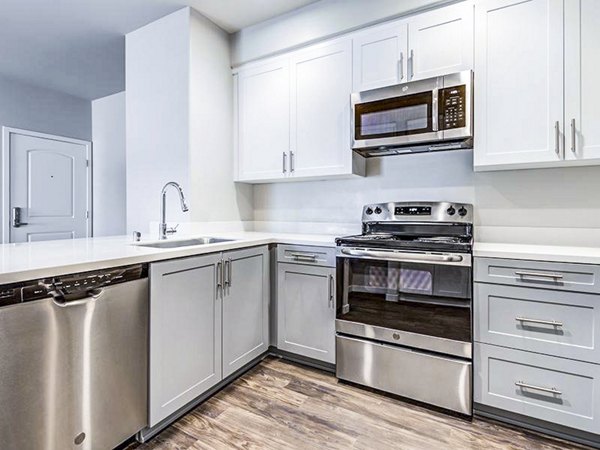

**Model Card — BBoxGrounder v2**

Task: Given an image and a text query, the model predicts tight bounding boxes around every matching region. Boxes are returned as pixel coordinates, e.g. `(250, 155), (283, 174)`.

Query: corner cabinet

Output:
(149, 246), (269, 427)
(474, 0), (600, 171)
(234, 38), (364, 184)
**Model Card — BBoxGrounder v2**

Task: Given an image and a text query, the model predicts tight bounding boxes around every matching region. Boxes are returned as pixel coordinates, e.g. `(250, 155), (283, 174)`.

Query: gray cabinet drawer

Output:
(475, 257), (600, 294)
(474, 284), (600, 363)
(277, 244), (336, 267)
(475, 343), (600, 434)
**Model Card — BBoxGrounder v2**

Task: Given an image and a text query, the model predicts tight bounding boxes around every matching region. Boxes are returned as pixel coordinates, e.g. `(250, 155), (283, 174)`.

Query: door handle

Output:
(216, 260), (223, 296)
(570, 118), (576, 154)
(409, 49), (414, 80)
(554, 121), (561, 156)
(282, 152), (287, 174)
(328, 274), (334, 309)
(290, 151), (295, 173)
(12, 207), (28, 228)
(398, 52), (404, 81)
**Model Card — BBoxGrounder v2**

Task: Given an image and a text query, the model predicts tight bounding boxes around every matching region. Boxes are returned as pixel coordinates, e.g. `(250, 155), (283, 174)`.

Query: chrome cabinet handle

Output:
(282, 152), (287, 173)
(12, 207), (28, 227)
(289, 252), (317, 261)
(216, 260), (223, 293)
(290, 151), (295, 173)
(515, 271), (563, 281)
(328, 274), (334, 309)
(571, 118), (576, 154)
(554, 121), (560, 156)
(227, 257), (232, 287)
(516, 317), (563, 328)
(515, 381), (562, 396)
(409, 49), (414, 80)
(398, 52), (404, 81)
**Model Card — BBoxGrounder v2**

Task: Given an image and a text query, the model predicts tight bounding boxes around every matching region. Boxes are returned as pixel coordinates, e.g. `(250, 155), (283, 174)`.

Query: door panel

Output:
(222, 246), (269, 378)
(290, 39), (353, 177)
(277, 263), (336, 363)
(565, 0), (600, 161)
(237, 58), (290, 181)
(352, 22), (408, 92)
(8, 131), (90, 243)
(408, 1), (473, 81)
(474, 0), (564, 169)
(149, 254), (222, 426)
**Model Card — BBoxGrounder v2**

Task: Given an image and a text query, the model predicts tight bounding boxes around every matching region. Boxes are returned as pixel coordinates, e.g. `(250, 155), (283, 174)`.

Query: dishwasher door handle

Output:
(52, 288), (104, 308)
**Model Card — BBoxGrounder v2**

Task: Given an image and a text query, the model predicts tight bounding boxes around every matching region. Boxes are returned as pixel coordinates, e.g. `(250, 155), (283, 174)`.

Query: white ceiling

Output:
(0, 0), (318, 100)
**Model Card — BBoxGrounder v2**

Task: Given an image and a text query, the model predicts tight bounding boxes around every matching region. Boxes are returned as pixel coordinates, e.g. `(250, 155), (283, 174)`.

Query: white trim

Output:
(1, 127), (93, 244)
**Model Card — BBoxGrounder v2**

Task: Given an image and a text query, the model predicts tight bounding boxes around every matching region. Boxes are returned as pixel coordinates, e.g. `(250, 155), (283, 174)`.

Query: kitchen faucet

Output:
(159, 182), (189, 239)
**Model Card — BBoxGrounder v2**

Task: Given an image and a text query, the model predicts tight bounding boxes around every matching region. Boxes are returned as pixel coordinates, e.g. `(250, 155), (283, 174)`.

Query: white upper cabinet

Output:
(290, 39), (355, 178)
(236, 57), (290, 182)
(474, 0), (564, 170)
(352, 22), (408, 92)
(407, 1), (474, 81)
(565, 0), (600, 162)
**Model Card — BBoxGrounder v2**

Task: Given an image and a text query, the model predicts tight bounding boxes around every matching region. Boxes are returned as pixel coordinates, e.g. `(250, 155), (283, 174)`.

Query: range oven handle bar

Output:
(340, 247), (468, 266)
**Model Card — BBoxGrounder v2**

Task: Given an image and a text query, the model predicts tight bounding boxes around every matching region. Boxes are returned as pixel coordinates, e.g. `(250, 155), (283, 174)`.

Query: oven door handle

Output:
(340, 247), (466, 264)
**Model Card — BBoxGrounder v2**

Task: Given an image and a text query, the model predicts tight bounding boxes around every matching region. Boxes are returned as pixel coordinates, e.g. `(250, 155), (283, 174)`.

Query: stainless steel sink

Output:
(135, 237), (234, 249)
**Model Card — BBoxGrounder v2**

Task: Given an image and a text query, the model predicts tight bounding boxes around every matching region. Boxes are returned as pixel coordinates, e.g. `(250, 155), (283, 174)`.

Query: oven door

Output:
(336, 247), (472, 358)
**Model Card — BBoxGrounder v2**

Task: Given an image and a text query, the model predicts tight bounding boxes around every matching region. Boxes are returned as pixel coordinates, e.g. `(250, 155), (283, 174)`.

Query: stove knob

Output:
(365, 207), (374, 215)
(458, 206), (468, 217)
(446, 206), (456, 216)
(374, 207), (382, 214)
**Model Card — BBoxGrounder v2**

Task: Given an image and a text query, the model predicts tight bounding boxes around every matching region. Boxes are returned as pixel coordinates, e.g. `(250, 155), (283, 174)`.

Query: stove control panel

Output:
(362, 202), (472, 223)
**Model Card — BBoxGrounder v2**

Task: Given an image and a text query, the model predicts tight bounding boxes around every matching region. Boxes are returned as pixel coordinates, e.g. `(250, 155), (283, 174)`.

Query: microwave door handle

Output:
(340, 247), (464, 264)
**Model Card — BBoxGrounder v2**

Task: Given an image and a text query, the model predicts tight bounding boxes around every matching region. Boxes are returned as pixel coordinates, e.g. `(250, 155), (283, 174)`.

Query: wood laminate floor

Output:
(128, 356), (592, 450)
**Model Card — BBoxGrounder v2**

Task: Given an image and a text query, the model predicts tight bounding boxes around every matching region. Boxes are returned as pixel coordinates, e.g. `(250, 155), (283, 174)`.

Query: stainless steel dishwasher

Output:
(0, 264), (149, 450)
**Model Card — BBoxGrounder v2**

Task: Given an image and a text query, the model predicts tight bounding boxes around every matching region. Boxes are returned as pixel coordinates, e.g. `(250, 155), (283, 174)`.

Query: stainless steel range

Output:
(335, 201), (473, 415)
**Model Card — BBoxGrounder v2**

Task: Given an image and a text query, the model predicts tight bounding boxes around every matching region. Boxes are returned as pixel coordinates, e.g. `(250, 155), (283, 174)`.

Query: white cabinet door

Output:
(149, 254), (222, 427)
(565, 0), (600, 162)
(352, 21), (408, 92)
(277, 263), (336, 364)
(290, 39), (353, 178)
(474, 0), (564, 170)
(222, 246), (270, 378)
(236, 58), (290, 181)
(407, 1), (473, 81)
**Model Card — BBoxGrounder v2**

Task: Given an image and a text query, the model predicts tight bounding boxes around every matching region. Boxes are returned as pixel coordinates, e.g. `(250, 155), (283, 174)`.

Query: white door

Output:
(222, 246), (269, 378)
(407, 1), (474, 81)
(474, 0), (564, 170)
(5, 129), (91, 243)
(565, 0), (600, 162)
(352, 21), (408, 92)
(277, 263), (336, 363)
(290, 39), (353, 178)
(236, 58), (290, 182)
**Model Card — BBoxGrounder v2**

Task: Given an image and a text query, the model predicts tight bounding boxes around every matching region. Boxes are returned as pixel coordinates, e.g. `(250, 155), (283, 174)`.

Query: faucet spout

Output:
(159, 182), (189, 239)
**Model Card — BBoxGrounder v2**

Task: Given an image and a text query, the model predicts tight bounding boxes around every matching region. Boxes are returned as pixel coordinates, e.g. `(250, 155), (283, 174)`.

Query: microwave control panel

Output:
(439, 85), (466, 130)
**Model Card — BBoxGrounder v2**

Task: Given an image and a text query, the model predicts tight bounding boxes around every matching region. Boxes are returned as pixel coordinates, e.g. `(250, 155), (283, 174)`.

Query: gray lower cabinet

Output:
(149, 253), (223, 427)
(277, 262), (336, 363)
(222, 246), (270, 378)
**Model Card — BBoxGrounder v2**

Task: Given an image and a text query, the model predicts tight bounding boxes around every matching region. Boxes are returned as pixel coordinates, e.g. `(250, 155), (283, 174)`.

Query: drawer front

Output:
(474, 284), (600, 363)
(475, 343), (600, 434)
(475, 258), (600, 294)
(277, 244), (336, 267)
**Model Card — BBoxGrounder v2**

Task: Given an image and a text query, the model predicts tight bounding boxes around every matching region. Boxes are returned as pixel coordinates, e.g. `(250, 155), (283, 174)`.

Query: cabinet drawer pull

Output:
(515, 381), (562, 396)
(289, 253), (317, 261)
(515, 317), (563, 328)
(515, 271), (563, 281)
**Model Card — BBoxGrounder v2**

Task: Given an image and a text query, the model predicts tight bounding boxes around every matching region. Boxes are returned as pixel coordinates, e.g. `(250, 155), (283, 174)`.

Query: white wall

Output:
(0, 74), (91, 140)
(92, 92), (126, 236)
(126, 8), (191, 234)
(189, 10), (253, 223)
(230, 0), (453, 65)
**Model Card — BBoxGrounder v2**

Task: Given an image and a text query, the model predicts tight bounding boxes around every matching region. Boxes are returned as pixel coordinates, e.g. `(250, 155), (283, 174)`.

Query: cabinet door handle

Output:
(398, 52), (404, 81)
(515, 381), (562, 396)
(409, 49), (414, 80)
(290, 151), (295, 173)
(554, 121), (561, 156)
(289, 252), (317, 261)
(227, 257), (232, 287)
(515, 270), (564, 281)
(282, 152), (287, 173)
(571, 118), (576, 154)
(216, 260), (223, 294)
(516, 317), (563, 328)
(328, 274), (334, 309)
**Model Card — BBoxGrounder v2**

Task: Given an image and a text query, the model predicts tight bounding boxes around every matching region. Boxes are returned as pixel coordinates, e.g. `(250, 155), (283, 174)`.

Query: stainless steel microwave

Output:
(351, 70), (473, 157)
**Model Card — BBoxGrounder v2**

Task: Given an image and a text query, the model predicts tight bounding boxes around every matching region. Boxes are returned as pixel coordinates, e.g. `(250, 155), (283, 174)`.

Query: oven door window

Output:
(337, 257), (471, 343)
(354, 91), (433, 140)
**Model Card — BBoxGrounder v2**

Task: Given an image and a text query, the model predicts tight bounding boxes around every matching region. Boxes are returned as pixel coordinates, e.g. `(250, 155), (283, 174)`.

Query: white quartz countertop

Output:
(0, 231), (337, 284)
(474, 242), (600, 265)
